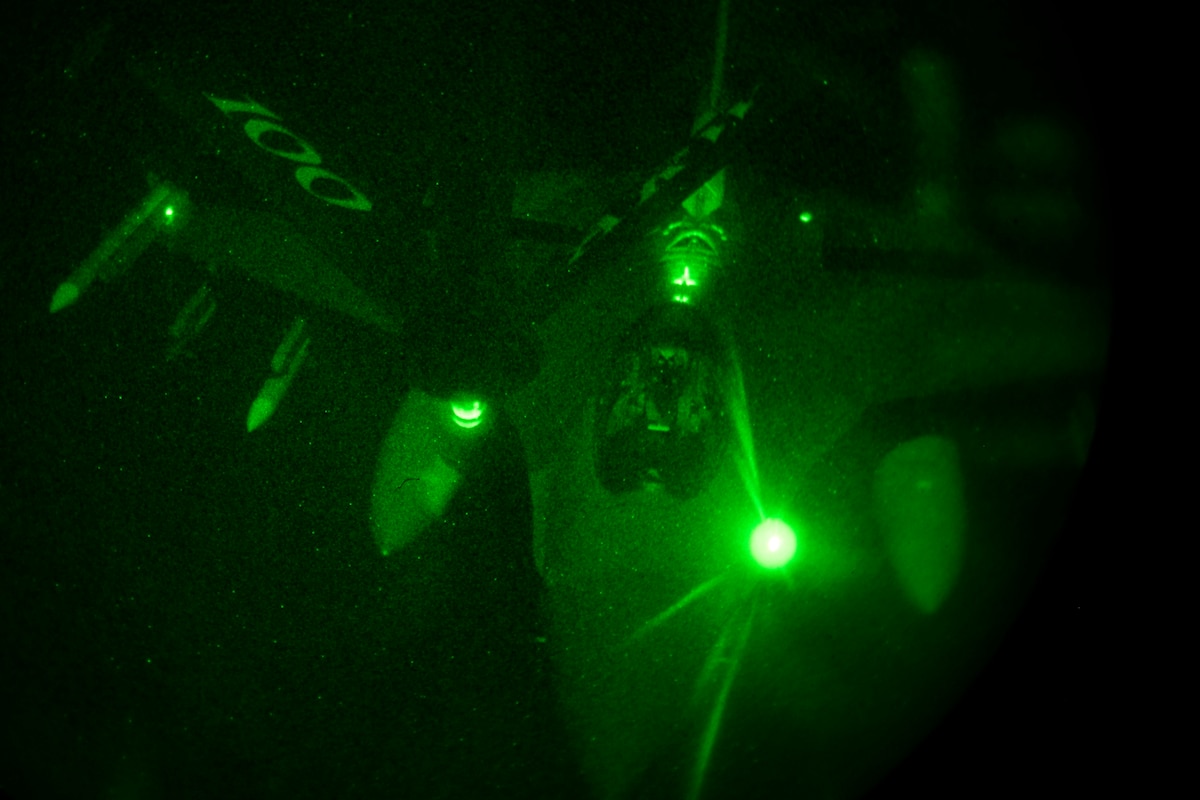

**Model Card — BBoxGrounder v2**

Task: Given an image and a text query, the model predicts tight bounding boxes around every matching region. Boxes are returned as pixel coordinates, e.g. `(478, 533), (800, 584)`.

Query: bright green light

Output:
(798, 211), (813, 224)
(673, 266), (698, 287)
(451, 398), (485, 429)
(164, 206), (174, 217)
(749, 518), (797, 569)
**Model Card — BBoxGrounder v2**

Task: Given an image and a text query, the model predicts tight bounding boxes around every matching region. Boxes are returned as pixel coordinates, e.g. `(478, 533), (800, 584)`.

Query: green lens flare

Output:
(749, 518), (797, 569)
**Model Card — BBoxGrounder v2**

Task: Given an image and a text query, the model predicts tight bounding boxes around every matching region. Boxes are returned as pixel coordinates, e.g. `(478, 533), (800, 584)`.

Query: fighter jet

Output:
(30, 2), (1110, 798)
